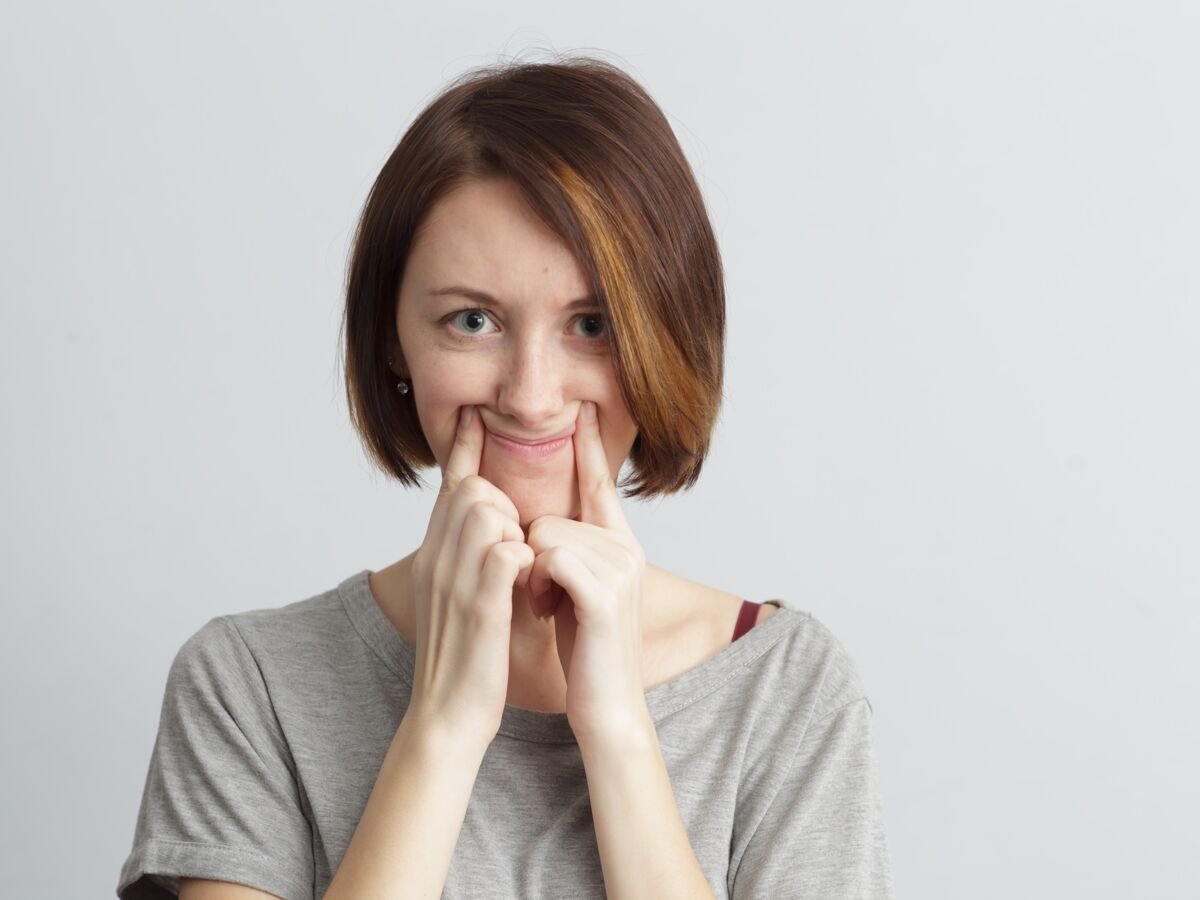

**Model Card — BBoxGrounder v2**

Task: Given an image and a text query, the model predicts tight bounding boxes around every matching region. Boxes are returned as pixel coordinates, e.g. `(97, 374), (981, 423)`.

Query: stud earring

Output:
(388, 356), (410, 395)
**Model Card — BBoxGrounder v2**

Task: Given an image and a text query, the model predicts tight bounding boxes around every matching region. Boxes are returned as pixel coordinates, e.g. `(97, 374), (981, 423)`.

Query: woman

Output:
(117, 56), (895, 899)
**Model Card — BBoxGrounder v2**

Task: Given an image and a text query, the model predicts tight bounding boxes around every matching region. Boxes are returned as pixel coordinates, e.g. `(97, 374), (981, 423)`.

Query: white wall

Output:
(2, 2), (1196, 897)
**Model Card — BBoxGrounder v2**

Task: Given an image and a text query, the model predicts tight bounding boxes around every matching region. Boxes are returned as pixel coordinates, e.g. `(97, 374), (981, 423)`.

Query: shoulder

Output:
(648, 564), (773, 642)
(165, 582), (346, 704)
(761, 604), (875, 721)
(659, 563), (876, 726)
(176, 581), (352, 671)
(164, 615), (268, 718)
(170, 615), (249, 682)
(648, 567), (870, 718)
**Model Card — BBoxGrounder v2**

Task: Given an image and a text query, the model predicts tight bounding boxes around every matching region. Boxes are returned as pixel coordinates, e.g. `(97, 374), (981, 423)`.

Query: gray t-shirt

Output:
(117, 568), (895, 899)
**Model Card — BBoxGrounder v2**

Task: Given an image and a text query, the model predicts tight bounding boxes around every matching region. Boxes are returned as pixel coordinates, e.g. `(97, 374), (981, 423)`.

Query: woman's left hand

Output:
(525, 400), (650, 747)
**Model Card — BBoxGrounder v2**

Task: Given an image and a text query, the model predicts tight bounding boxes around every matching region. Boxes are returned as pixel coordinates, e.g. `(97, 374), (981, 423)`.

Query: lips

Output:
(484, 423), (576, 461)
(485, 424), (576, 445)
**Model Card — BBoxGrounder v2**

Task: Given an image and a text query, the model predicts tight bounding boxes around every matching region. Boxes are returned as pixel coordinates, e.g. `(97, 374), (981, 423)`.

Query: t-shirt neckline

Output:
(337, 568), (802, 744)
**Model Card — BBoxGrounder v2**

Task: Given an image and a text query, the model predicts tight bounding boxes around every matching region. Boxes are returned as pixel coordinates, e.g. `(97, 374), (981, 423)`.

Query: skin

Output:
(176, 181), (776, 899)
(390, 175), (638, 525)
(383, 175), (643, 687)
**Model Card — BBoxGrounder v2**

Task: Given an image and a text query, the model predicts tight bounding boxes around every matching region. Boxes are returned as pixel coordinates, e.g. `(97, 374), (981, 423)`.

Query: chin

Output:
(480, 462), (579, 528)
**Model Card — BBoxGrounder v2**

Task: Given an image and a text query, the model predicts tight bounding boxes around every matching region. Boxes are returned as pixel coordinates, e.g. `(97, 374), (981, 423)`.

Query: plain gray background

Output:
(2, 3), (1197, 898)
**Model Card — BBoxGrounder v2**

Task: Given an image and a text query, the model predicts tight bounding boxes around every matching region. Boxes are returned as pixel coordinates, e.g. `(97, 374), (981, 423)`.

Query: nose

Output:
(494, 333), (565, 428)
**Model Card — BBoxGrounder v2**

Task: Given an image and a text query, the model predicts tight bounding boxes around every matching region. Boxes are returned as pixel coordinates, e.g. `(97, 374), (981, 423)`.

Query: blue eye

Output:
(442, 308), (608, 344)
(449, 309), (497, 336)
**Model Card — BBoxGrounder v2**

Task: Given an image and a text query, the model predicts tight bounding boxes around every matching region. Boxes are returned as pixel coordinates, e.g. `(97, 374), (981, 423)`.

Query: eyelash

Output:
(441, 308), (609, 344)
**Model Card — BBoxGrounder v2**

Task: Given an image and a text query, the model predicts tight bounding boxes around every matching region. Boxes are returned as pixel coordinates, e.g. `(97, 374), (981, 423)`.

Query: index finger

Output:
(440, 405), (483, 495)
(573, 400), (628, 530)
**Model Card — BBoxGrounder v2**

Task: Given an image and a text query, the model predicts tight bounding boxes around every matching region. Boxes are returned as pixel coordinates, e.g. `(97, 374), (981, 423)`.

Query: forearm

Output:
(579, 715), (717, 900)
(323, 715), (487, 900)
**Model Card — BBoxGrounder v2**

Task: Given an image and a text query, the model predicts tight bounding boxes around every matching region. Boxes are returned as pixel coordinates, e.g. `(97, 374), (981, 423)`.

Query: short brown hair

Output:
(340, 53), (725, 498)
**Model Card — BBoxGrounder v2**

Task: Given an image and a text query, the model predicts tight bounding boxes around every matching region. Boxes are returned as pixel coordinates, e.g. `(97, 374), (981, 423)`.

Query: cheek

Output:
(411, 376), (470, 466)
(602, 408), (639, 471)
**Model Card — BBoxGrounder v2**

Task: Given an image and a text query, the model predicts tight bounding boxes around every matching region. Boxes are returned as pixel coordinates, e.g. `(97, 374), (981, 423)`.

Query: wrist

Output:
(574, 706), (658, 759)
(397, 707), (494, 763)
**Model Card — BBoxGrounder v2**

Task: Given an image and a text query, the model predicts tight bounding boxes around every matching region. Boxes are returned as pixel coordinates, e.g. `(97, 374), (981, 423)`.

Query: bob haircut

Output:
(340, 54), (725, 499)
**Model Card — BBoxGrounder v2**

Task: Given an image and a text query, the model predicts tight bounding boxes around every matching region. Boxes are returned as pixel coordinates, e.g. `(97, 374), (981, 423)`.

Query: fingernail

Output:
(584, 401), (597, 422)
(460, 406), (474, 426)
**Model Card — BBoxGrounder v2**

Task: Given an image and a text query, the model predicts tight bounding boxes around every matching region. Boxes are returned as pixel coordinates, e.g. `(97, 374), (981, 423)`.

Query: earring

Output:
(388, 356), (410, 394)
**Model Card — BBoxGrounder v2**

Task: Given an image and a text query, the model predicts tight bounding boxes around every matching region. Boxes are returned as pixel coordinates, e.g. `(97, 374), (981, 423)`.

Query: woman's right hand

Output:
(403, 404), (534, 749)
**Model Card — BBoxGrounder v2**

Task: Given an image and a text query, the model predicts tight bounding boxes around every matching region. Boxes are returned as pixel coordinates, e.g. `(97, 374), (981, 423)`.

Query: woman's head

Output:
(393, 174), (638, 527)
(341, 55), (725, 510)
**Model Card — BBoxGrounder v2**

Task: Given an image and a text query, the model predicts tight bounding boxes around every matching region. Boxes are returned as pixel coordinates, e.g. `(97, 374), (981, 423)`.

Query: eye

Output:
(441, 308), (608, 344)
(574, 313), (607, 340)
(446, 309), (497, 337)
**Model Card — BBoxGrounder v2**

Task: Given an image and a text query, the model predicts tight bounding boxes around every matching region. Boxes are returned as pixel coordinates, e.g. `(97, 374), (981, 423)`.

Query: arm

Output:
(732, 697), (895, 898)
(117, 618), (315, 900)
(579, 712), (717, 900)
(322, 715), (489, 900)
(180, 880), (284, 899)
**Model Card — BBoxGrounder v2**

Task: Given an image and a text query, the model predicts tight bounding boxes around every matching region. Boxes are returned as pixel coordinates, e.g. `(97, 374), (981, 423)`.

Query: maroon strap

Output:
(731, 599), (761, 643)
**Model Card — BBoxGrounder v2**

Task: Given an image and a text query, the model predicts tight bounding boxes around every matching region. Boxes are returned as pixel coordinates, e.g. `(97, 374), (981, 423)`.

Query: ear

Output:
(385, 337), (409, 377)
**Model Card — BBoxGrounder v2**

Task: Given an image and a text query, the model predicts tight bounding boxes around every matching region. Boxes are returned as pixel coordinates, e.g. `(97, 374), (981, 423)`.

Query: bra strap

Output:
(731, 599), (761, 642)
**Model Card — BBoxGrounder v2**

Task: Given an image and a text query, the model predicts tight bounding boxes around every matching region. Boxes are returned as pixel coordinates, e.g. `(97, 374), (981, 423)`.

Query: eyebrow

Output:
(428, 285), (600, 311)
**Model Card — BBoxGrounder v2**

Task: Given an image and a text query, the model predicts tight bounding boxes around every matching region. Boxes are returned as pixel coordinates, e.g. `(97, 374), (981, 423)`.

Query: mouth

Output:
(485, 424), (575, 460)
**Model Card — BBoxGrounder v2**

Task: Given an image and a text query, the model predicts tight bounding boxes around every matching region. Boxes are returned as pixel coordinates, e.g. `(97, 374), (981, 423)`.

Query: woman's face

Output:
(391, 176), (639, 526)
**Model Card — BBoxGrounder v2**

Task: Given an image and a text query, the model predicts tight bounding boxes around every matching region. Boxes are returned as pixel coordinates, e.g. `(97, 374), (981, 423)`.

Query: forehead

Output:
(407, 177), (591, 300)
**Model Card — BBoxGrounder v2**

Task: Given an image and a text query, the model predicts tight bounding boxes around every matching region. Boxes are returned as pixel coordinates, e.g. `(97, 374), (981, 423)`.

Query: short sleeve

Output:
(116, 616), (314, 900)
(732, 697), (896, 899)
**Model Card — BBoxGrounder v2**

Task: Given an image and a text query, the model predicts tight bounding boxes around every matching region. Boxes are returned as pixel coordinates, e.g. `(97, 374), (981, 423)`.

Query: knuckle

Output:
(490, 541), (531, 569)
(440, 471), (483, 500)
(526, 515), (553, 540)
(465, 501), (497, 526)
(480, 482), (519, 518)
(487, 541), (516, 563)
(458, 475), (490, 499)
